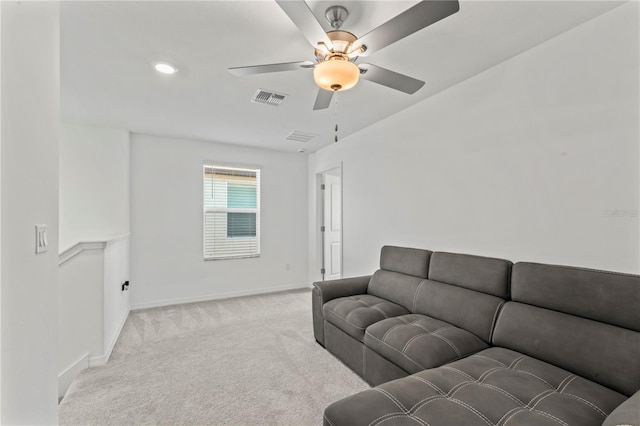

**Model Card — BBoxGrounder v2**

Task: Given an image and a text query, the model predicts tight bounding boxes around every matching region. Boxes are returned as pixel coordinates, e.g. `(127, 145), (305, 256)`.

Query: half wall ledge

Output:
(58, 233), (130, 266)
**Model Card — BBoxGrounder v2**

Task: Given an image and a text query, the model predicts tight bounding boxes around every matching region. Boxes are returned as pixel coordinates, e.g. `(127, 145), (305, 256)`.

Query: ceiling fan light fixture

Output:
(313, 58), (359, 92)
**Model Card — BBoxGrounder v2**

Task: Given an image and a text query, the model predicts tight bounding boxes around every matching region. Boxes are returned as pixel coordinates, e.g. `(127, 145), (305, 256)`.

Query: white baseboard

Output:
(130, 284), (309, 311)
(58, 353), (89, 398)
(89, 307), (130, 367)
(59, 308), (129, 400)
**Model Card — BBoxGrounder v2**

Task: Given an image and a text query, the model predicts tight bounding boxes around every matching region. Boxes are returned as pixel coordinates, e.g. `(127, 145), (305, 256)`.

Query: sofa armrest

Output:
(314, 275), (372, 303)
(603, 390), (640, 426)
(312, 275), (371, 346)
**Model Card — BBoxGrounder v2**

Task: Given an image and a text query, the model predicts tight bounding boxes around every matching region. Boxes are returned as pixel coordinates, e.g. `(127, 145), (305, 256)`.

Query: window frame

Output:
(203, 164), (261, 261)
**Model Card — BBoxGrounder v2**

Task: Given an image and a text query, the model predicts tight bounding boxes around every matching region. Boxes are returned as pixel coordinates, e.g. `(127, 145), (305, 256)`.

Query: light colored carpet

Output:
(59, 289), (369, 425)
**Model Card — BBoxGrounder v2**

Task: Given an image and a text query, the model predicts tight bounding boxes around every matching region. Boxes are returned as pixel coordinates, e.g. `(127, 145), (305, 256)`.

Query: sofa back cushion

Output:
(379, 246), (431, 278)
(368, 271), (425, 311)
(412, 252), (512, 343)
(428, 252), (512, 298)
(493, 262), (640, 396)
(413, 280), (505, 343)
(367, 246), (431, 310)
(493, 303), (640, 396)
(510, 262), (640, 331)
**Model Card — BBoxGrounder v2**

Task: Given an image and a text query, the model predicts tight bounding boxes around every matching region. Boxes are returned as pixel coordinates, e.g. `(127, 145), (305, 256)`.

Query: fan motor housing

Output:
(315, 30), (358, 61)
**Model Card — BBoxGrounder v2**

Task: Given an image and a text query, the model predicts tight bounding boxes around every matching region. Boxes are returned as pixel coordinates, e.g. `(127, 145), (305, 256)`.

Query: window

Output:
(203, 165), (260, 260)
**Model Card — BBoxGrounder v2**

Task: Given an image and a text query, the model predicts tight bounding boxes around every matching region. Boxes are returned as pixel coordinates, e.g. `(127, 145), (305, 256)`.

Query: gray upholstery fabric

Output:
(602, 389), (640, 426)
(325, 321), (366, 377)
(364, 314), (488, 374)
(324, 347), (627, 426)
(428, 252), (512, 298)
(323, 294), (409, 341)
(380, 246), (432, 278)
(363, 347), (409, 386)
(413, 279), (505, 343)
(512, 262), (640, 332)
(312, 276), (371, 345)
(493, 302), (640, 396)
(367, 270), (425, 311)
(320, 249), (640, 426)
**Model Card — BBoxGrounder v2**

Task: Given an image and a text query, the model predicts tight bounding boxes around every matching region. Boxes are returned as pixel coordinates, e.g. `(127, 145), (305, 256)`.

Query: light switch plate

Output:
(35, 224), (48, 254)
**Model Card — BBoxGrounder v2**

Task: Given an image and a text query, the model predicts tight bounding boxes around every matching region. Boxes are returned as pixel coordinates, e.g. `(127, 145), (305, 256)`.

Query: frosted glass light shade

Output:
(314, 59), (359, 91)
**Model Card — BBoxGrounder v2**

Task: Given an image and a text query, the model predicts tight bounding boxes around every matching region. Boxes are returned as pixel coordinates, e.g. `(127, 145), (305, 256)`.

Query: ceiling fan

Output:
(228, 0), (460, 110)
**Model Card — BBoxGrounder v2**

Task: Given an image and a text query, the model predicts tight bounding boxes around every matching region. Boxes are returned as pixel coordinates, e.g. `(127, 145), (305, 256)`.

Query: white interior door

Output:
(322, 173), (342, 280)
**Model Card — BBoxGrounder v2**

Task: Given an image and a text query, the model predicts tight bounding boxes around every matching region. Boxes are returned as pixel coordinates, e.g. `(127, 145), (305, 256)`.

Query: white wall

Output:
(58, 123), (131, 397)
(59, 123), (130, 251)
(58, 249), (103, 393)
(309, 2), (639, 280)
(130, 134), (308, 308)
(0, 2), (4, 416)
(57, 235), (130, 398)
(1, 2), (59, 423)
(0, 1), (3, 417)
(102, 236), (130, 357)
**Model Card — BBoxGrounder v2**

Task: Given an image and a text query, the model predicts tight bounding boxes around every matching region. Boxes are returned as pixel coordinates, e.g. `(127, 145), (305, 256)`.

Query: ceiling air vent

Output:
(251, 89), (287, 107)
(285, 131), (319, 143)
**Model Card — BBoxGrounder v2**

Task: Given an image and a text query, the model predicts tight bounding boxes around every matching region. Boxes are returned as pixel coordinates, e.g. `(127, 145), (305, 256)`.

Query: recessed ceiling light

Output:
(153, 62), (178, 75)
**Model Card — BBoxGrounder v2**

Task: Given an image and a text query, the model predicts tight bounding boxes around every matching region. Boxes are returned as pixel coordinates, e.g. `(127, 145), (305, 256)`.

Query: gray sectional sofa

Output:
(312, 246), (640, 426)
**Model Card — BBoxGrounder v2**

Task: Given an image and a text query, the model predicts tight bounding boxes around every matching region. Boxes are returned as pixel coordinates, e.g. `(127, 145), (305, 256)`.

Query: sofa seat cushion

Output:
(324, 347), (627, 426)
(364, 314), (488, 374)
(323, 295), (409, 341)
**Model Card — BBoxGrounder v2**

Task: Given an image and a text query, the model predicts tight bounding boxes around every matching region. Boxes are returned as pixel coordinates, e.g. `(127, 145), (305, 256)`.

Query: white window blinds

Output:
(203, 165), (261, 260)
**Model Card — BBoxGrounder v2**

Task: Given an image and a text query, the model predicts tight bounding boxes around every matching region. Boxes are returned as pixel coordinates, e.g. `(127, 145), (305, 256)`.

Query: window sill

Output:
(204, 254), (260, 262)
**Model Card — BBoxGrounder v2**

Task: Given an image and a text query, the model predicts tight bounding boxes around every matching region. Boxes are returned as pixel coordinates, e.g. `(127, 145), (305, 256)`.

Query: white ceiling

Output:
(61, 1), (624, 153)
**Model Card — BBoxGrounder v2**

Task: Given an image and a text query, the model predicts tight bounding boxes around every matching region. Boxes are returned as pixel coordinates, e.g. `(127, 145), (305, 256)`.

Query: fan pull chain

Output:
(334, 90), (339, 143)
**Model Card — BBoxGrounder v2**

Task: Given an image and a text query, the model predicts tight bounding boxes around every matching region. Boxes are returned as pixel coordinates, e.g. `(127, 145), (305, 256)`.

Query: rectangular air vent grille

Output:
(251, 89), (287, 106)
(285, 131), (319, 143)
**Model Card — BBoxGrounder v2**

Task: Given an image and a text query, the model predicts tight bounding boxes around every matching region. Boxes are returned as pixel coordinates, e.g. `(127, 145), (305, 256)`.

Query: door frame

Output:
(316, 164), (343, 281)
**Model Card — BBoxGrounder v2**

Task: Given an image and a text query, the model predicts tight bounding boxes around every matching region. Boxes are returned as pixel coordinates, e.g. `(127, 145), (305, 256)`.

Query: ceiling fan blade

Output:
(313, 88), (334, 110)
(358, 64), (425, 94)
(275, 0), (333, 49)
(228, 61), (314, 76)
(351, 0), (459, 56)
